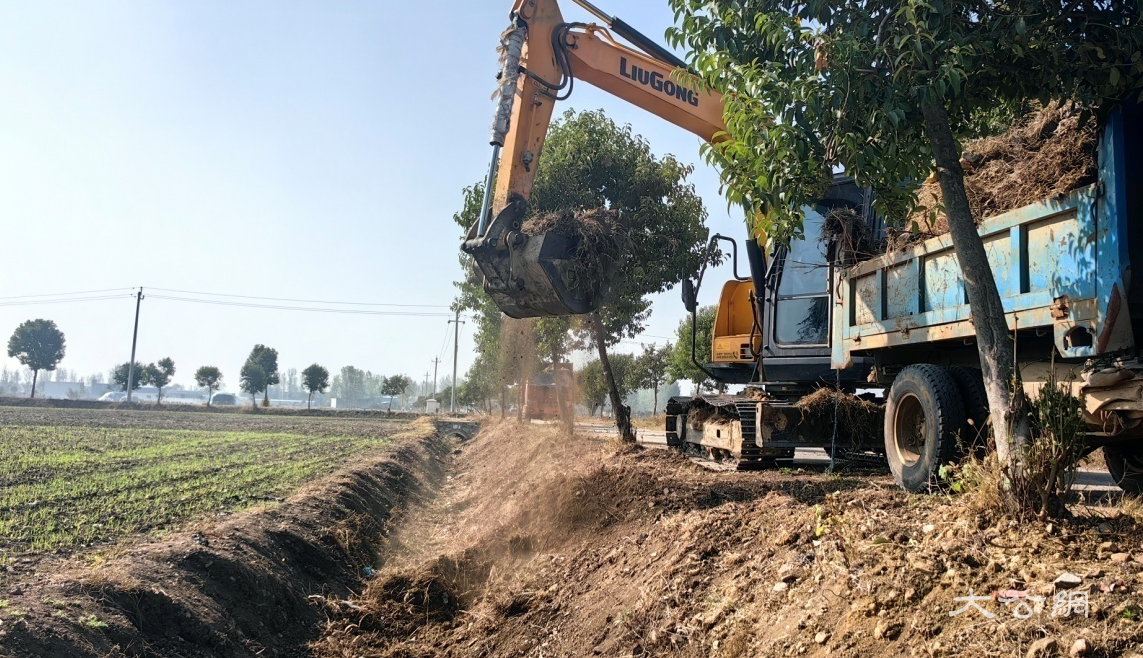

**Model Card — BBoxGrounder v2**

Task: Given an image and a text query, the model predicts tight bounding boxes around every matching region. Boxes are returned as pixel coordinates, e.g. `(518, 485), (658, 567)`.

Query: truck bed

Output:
(833, 115), (1132, 370)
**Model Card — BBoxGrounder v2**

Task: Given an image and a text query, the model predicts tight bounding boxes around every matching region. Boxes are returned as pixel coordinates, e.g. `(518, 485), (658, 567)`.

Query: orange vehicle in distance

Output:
(523, 365), (574, 420)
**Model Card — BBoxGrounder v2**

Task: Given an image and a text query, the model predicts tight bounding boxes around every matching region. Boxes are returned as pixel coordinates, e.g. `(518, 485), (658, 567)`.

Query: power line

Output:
(0, 288), (134, 301)
(436, 321), (452, 360)
(147, 287), (450, 309)
(146, 294), (451, 317)
(0, 294), (134, 307)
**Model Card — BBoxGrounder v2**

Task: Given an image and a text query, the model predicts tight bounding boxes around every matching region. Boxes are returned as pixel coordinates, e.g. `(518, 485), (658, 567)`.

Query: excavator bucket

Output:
(462, 199), (622, 319)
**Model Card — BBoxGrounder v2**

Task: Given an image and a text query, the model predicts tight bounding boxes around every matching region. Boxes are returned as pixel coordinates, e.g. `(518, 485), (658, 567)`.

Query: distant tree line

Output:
(5, 319), (413, 410)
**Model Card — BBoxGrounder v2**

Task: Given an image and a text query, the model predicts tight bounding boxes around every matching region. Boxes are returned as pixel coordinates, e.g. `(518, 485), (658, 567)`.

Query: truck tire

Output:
(885, 364), (965, 492)
(948, 366), (990, 454)
(1103, 445), (1143, 495)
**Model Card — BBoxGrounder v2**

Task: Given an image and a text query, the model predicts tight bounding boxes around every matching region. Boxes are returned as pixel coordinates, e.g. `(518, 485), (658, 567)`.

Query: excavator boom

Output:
(461, 0), (725, 318)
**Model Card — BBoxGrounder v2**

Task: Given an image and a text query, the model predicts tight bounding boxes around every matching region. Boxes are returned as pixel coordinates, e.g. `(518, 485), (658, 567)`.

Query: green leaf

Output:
(948, 68), (961, 95)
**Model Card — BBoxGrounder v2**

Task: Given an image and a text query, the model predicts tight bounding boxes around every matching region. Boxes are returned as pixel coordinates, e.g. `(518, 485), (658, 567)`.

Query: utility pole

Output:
(431, 358), (440, 399)
(449, 309), (465, 414)
(126, 288), (144, 403)
(423, 371), (430, 404)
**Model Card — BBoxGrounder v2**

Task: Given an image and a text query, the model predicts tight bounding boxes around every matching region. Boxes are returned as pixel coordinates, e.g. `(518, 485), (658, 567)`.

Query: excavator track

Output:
(665, 395), (794, 470)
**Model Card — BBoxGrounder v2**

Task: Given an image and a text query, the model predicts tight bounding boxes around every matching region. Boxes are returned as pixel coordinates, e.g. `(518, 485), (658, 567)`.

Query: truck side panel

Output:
(833, 118), (1131, 369)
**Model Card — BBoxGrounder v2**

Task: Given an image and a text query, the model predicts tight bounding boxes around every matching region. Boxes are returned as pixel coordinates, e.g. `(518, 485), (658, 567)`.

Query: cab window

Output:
(775, 208), (829, 345)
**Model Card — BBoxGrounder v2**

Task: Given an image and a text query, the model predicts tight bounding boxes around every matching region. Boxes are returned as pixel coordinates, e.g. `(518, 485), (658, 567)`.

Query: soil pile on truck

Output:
(892, 102), (1098, 248)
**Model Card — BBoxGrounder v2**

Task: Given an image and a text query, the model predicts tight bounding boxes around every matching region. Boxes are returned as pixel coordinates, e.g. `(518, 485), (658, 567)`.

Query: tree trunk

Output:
(30, 369), (38, 399)
(550, 350), (574, 437)
(589, 312), (635, 443)
(652, 384), (659, 416)
(263, 389), (270, 407)
(307, 392), (312, 410)
(922, 99), (1031, 469)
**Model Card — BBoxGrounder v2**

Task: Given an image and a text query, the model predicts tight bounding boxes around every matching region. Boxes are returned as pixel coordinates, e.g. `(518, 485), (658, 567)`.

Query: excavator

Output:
(462, 0), (1143, 493)
(460, 0), (881, 468)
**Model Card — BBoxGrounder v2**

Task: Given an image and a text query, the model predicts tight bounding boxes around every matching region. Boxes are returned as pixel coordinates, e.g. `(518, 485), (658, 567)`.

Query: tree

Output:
(634, 344), (673, 415)
(194, 366), (223, 405)
(578, 354), (638, 417)
(247, 345), (280, 407)
(142, 357), (175, 403)
(301, 363), (329, 410)
(240, 361), (268, 409)
(284, 367), (299, 398)
(382, 374), (412, 411)
(456, 375), (486, 413)
(7, 319), (66, 399)
(333, 365), (366, 408)
(578, 360), (608, 416)
(667, 305), (717, 394)
(452, 111), (711, 440)
(112, 362), (145, 393)
(669, 1), (1142, 474)
(536, 110), (711, 442)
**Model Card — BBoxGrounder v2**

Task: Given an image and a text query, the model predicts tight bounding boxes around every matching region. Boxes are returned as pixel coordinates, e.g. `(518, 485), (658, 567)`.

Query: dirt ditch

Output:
(4, 419), (1142, 658)
(0, 418), (450, 658)
(314, 422), (1143, 658)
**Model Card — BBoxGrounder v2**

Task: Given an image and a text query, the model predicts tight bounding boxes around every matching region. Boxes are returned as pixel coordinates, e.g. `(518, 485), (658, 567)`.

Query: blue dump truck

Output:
(659, 105), (1143, 494)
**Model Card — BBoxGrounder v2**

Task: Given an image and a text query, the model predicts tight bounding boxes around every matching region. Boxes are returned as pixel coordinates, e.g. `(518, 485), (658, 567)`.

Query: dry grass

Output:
(794, 387), (884, 448)
(631, 413), (666, 430)
(522, 208), (629, 292)
(891, 101), (1098, 249)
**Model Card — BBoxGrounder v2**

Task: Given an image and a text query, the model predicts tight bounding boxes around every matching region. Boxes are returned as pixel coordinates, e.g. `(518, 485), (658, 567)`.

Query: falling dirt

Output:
(314, 422), (1143, 658)
(497, 316), (538, 419)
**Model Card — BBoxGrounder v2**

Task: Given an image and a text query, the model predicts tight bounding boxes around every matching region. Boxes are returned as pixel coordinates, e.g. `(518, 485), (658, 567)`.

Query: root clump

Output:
(890, 101), (1098, 250)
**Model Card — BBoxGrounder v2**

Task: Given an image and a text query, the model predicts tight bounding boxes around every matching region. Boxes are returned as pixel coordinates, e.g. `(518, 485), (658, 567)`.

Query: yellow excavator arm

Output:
(462, 0), (727, 318)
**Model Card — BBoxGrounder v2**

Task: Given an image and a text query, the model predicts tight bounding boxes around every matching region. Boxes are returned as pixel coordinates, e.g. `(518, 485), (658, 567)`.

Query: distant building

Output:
(96, 387), (207, 404)
(330, 396), (403, 410)
(37, 381), (112, 400)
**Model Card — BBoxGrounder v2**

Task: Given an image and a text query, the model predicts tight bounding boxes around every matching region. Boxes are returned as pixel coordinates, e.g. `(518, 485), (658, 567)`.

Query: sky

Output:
(0, 0), (747, 392)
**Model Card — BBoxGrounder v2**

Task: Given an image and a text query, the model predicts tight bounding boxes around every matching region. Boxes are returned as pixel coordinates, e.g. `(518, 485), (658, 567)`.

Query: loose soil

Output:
(4, 419), (1141, 658)
(315, 423), (1143, 658)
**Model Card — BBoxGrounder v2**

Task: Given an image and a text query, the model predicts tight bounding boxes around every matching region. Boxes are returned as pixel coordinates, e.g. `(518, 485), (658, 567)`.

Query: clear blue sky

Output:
(0, 0), (745, 390)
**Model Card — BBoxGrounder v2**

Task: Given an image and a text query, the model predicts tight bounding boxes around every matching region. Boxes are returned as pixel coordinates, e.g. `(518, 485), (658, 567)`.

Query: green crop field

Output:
(0, 407), (409, 557)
